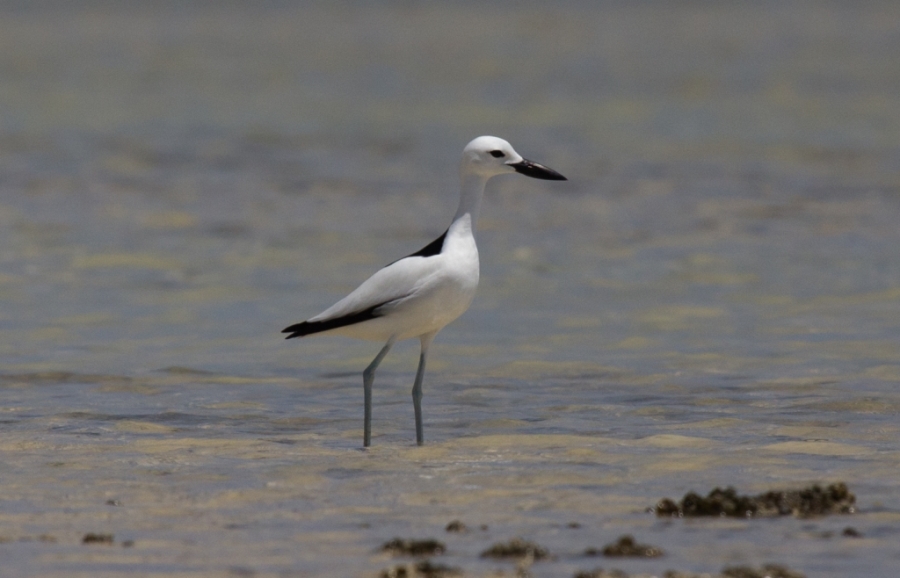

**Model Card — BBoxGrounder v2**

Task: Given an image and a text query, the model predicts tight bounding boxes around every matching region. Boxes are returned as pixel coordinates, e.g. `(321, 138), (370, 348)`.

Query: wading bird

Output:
(282, 136), (566, 446)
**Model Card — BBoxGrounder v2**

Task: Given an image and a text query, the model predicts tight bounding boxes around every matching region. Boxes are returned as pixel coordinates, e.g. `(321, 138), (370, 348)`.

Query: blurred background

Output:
(1, 2), (899, 576)
(1, 1), (899, 374)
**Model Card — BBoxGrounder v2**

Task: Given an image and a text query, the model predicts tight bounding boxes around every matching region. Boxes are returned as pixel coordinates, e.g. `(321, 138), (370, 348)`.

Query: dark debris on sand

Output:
(598, 535), (664, 558)
(444, 520), (489, 533)
(380, 538), (446, 557)
(480, 537), (550, 561)
(653, 483), (855, 518)
(82, 533), (114, 545)
(574, 564), (805, 578)
(379, 560), (462, 578)
(444, 520), (468, 533)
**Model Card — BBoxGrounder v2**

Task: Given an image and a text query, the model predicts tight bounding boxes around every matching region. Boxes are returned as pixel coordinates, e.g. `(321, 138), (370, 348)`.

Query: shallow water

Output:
(1, 2), (900, 577)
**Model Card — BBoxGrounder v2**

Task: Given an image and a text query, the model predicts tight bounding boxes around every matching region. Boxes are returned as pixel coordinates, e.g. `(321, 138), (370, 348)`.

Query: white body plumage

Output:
(282, 136), (566, 447)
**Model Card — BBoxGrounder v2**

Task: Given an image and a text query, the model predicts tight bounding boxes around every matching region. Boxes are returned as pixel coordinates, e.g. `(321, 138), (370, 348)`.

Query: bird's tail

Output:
(281, 302), (388, 339)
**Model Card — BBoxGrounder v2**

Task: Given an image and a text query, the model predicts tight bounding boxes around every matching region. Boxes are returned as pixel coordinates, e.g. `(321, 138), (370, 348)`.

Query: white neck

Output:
(452, 171), (488, 232)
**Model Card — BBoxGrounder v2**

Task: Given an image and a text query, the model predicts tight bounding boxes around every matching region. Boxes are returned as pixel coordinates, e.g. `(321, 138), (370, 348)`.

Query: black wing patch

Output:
(386, 229), (448, 266)
(282, 300), (391, 339)
(283, 230), (447, 339)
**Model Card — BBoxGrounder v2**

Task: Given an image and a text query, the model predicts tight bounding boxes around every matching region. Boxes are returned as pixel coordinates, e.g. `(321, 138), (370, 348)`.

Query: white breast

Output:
(318, 220), (479, 342)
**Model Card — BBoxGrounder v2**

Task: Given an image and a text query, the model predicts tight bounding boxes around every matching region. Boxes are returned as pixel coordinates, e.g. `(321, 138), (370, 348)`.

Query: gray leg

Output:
(363, 338), (395, 447)
(412, 333), (436, 446)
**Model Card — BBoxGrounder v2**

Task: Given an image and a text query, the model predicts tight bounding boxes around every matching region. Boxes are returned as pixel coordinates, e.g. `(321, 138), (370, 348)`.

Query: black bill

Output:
(511, 159), (567, 181)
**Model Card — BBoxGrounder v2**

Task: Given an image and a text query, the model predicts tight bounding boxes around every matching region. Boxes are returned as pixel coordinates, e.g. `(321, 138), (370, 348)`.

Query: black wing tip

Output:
(282, 323), (309, 339)
(280, 301), (390, 340)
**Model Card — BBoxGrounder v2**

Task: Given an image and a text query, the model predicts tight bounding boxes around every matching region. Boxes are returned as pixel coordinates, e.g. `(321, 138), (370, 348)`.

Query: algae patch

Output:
(380, 538), (447, 557)
(589, 534), (664, 558)
(653, 483), (855, 518)
(480, 537), (550, 561)
(444, 520), (467, 533)
(82, 533), (114, 545)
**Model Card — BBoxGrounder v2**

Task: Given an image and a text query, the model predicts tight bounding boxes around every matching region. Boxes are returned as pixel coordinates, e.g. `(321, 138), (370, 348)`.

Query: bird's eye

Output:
(489, 150), (505, 158)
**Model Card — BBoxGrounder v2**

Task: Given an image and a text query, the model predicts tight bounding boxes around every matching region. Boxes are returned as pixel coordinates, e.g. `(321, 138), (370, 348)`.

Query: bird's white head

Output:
(461, 136), (567, 181)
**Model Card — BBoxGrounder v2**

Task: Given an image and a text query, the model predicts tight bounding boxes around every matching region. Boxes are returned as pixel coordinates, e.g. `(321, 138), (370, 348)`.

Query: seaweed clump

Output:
(82, 533), (114, 545)
(598, 535), (664, 558)
(444, 520), (468, 533)
(654, 483), (854, 518)
(379, 560), (462, 578)
(380, 538), (446, 557)
(480, 537), (550, 561)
